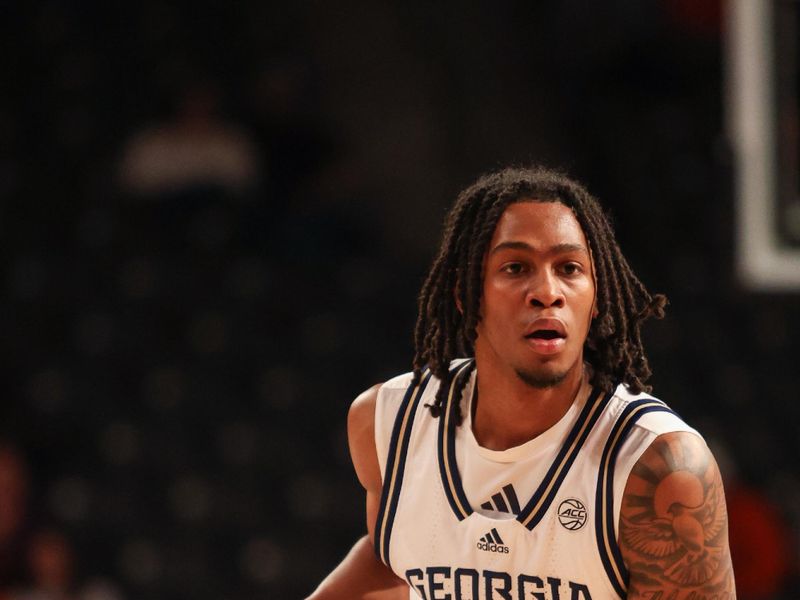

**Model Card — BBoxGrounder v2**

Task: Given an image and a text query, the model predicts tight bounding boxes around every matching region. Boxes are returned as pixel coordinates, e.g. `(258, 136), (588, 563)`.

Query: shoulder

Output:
(347, 383), (384, 494)
(353, 371), (420, 426)
(348, 384), (382, 429)
(610, 384), (700, 440)
(348, 370), (419, 427)
(619, 431), (735, 597)
(346, 369), (434, 494)
(625, 431), (715, 496)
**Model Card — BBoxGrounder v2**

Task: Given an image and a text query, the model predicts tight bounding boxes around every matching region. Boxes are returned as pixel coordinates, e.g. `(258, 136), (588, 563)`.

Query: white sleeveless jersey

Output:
(373, 359), (700, 600)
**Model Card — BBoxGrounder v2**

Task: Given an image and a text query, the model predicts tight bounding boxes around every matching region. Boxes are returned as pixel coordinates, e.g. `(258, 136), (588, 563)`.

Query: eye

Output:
(501, 262), (525, 275)
(559, 262), (583, 276)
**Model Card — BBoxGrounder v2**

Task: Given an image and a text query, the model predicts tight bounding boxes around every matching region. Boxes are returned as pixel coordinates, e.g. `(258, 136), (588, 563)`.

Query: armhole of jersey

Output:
(374, 386), (392, 481)
(594, 398), (677, 599)
(373, 370), (432, 569)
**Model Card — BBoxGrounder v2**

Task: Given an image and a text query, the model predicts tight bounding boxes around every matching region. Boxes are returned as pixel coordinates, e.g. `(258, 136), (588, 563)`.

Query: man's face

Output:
(474, 200), (596, 388)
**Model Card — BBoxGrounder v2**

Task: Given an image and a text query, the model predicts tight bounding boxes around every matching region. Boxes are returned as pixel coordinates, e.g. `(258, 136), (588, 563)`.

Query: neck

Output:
(471, 361), (587, 451)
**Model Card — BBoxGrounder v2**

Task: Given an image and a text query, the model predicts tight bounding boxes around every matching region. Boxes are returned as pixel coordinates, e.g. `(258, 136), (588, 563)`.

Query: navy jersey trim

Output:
(517, 387), (610, 530)
(594, 397), (676, 598)
(437, 360), (476, 521)
(374, 369), (433, 568)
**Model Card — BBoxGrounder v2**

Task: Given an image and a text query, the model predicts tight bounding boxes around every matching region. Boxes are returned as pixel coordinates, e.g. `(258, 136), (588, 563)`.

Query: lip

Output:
(523, 317), (567, 356)
(523, 318), (567, 338)
(525, 338), (567, 354)
(524, 336), (566, 355)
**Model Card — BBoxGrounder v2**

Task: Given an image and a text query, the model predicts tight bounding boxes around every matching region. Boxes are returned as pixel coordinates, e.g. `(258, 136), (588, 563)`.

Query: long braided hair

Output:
(412, 166), (666, 422)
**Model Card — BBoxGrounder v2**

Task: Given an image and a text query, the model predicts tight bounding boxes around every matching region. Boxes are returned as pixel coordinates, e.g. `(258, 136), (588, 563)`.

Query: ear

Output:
(454, 286), (464, 314)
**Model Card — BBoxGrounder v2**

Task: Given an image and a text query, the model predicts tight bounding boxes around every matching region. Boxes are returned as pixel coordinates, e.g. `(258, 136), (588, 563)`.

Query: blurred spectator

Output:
(239, 56), (345, 254)
(247, 57), (334, 205)
(12, 529), (123, 600)
(118, 79), (260, 198)
(16, 530), (72, 600)
(712, 437), (793, 599)
(727, 486), (792, 599)
(0, 443), (32, 594)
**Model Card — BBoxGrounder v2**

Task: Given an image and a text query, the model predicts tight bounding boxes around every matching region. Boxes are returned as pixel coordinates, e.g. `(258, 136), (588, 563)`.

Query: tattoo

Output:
(620, 433), (736, 600)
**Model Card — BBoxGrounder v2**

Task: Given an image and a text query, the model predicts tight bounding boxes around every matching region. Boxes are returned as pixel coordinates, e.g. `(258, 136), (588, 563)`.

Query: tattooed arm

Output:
(619, 431), (736, 600)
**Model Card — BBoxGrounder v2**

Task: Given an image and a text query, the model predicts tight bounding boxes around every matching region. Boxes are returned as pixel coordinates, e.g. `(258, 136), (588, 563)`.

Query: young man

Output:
(309, 167), (735, 599)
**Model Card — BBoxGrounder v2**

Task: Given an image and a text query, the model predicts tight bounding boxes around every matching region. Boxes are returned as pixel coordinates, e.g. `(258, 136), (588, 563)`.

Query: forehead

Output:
(489, 200), (588, 249)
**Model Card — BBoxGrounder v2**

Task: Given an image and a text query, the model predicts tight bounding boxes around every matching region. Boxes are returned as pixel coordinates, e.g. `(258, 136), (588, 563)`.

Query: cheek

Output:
(580, 295), (597, 329)
(485, 277), (525, 304)
(476, 290), (511, 334)
(569, 284), (596, 324)
(481, 291), (516, 325)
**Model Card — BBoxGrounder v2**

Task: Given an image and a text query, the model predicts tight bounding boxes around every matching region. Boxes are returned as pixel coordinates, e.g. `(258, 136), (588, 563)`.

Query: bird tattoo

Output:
(621, 469), (727, 585)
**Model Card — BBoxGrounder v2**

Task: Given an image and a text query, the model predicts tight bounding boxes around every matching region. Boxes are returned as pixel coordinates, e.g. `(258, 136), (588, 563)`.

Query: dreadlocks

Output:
(412, 166), (667, 422)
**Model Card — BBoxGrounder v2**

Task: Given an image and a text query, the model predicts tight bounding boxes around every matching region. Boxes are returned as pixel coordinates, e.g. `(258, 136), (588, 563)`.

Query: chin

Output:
(513, 356), (584, 389)
(514, 367), (568, 389)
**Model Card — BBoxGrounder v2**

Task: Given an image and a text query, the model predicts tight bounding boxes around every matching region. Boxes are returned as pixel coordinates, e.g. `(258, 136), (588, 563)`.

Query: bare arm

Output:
(306, 385), (408, 600)
(620, 431), (736, 599)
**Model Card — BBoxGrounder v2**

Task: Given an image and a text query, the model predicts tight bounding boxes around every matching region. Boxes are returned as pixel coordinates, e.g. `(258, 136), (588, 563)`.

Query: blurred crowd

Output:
(0, 443), (124, 600)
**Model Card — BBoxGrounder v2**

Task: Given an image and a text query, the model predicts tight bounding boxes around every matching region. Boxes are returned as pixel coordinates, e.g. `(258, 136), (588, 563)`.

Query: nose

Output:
(526, 270), (565, 308)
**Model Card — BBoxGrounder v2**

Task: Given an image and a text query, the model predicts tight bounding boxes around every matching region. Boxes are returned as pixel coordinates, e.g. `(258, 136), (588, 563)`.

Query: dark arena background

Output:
(1, 1), (799, 599)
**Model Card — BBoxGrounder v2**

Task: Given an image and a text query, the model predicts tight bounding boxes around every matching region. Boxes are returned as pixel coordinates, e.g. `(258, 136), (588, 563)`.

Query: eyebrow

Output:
(489, 241), (588, 255)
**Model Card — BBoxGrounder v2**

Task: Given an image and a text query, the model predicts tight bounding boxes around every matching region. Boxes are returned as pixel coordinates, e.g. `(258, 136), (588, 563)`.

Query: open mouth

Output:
(525, 330), (565, 340)
(524, 327), (567, 355)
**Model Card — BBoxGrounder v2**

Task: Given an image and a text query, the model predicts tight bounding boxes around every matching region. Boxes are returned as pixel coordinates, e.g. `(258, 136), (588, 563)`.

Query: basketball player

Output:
(308, 167), (735, 599)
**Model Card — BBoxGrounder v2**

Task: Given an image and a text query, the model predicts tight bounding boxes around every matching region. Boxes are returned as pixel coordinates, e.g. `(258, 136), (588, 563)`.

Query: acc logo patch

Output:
(557, 498), (587, 530)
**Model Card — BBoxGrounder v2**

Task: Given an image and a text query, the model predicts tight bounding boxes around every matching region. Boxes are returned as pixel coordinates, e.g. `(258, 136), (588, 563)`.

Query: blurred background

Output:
(1, 0), (799, 599)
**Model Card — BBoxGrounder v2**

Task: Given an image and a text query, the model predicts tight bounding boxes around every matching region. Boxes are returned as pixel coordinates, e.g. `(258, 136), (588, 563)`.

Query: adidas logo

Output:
(480, 484), (521, 515)
(476, 528), (510, 554)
